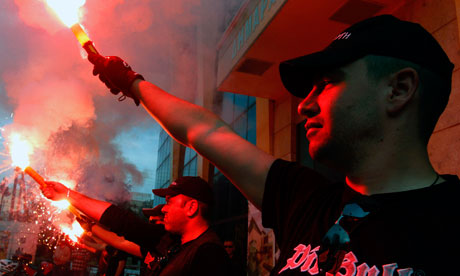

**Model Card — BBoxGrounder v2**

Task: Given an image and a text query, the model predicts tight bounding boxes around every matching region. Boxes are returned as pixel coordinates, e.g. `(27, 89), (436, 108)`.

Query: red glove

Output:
(88, 53), (144, 106)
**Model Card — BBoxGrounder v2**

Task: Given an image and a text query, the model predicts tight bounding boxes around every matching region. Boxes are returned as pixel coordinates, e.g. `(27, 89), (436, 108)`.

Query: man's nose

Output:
(298, 93), (319, 118)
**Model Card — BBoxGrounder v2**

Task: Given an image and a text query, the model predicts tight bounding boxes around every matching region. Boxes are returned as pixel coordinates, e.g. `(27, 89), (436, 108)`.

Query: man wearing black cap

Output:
(40, 177), (232, 276)
(87, 14), (459, 275)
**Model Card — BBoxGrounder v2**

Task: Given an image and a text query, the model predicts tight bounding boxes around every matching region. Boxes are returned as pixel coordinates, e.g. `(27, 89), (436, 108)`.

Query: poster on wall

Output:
(247, 203), (278, 276)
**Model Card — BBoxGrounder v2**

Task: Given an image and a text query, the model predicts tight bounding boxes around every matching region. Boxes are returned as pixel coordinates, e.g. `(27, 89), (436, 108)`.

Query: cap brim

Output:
(142, 208), (155, 217)
(152, 187), (179, 198)
(142, 207), (164, 218)
(279, 48), (362, 98)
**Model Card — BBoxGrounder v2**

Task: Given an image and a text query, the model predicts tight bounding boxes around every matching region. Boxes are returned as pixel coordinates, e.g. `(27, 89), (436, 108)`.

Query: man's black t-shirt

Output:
(262, 159), (460, 275)
(100, 205), (232, 276)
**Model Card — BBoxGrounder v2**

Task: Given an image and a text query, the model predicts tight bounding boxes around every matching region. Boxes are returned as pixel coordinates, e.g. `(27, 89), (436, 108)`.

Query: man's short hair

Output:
(198, 201), (212, 222)
(364, 55), (451, 143)
(181, 195), (212, 222)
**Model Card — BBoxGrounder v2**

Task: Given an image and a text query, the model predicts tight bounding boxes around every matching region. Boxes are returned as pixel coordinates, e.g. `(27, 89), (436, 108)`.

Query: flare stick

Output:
(68, 205), (83, 220)
(70, 23), (99, 55)
(24, 166), (46, 188)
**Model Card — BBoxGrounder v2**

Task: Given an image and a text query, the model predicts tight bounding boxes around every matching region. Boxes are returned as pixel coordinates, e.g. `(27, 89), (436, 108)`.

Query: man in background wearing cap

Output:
(40, 176), (232, 275)
(87, 14), (459, 275)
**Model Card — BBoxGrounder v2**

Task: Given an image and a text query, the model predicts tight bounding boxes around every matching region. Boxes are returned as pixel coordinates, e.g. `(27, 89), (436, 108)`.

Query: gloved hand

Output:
(76, 215), (95, 232)
(88, 52), (144, 106)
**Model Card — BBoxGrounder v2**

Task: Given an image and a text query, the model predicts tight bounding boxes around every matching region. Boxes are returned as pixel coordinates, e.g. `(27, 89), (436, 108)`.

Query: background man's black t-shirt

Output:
(100, 205), (232, 276)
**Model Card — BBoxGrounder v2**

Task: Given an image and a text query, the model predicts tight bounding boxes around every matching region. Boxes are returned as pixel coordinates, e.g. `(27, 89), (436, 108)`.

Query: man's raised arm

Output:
(89, 54), (276, 209)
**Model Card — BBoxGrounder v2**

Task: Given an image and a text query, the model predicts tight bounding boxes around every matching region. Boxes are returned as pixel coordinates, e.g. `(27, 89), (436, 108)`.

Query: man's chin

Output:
(309, 143), (347, 173)
(308, 142), (324, 161)
(309, 143), (334, 165)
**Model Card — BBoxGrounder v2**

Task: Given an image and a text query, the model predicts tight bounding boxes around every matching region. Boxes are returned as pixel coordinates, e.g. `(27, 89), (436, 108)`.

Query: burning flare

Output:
(45, 0), (86, 28)
(8, 134), (84, 244)
(9, 133), (33, 169)
(60, 220), (85, 242)
(45, 0), (98, 54)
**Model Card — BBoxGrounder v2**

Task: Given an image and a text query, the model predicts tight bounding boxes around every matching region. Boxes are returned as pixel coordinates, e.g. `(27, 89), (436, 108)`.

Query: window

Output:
(182, 147), (197, 177)
(154, 129), (172, 205)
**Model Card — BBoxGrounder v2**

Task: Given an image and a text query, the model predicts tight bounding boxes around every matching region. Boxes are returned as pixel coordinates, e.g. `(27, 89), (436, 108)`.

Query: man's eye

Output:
(314, 80), (333, 89)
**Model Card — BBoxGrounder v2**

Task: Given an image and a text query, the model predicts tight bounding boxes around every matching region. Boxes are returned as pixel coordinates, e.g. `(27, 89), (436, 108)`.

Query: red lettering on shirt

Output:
(144, 252), (155, 269)
(279, 244), (414, 275)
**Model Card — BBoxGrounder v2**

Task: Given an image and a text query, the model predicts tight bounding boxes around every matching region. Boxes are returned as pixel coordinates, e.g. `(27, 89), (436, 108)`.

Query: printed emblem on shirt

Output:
(279, 243), (415, 275)
(334, 32), (351, 40)
(144, 252), (156, 269)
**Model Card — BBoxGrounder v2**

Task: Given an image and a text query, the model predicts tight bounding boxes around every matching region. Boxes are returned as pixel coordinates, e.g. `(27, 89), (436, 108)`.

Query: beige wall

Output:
(257, 93), (300, 161)
(392, 0), (460, 175)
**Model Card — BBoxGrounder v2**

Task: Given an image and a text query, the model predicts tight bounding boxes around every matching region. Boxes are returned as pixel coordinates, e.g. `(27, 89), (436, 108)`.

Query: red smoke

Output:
(1, 0), (244, 201)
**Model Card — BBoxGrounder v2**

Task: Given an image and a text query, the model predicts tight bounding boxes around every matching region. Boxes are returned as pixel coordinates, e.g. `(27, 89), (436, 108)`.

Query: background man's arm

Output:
(132, 80), (275, 208)
(114, 259), (126, 276)
(90, 224), (142, 257)
(80, 234), (107, 252)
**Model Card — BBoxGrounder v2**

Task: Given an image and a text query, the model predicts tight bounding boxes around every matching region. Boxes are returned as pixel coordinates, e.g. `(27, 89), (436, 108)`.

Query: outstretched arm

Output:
(114, 259), (126, 276)
(134, 80), (275, 208)
(80, 234), (107, 252)
(41, 181), (111, 221)
(88, 55), (276, 209)
(89, 224), (142, 257)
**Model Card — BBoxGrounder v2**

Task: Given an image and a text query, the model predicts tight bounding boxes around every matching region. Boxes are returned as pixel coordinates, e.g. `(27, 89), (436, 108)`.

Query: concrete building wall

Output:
(273, 95), (299, 161)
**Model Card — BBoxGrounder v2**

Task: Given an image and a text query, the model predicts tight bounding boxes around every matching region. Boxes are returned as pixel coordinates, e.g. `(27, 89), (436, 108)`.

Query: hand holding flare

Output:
(44, 0), (144, 105)
(40, 181), (71, 202)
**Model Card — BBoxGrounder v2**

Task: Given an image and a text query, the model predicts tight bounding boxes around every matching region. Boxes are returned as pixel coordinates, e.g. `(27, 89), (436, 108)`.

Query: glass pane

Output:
(247, 105), (256, 145)
(233, 113), (248, 139)
(248, 95), (256, 107)
(234, 94), (248, 118)
(220, 93), (234, 124)
(191, 158), (197, 176)
(183, 163), (190, 176)
(184, 147), (190, 163)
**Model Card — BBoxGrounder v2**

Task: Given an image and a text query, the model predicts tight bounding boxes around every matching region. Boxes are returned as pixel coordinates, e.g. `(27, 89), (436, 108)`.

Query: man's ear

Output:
(185, 199), (199, 217)
(386, 67), (419, 115)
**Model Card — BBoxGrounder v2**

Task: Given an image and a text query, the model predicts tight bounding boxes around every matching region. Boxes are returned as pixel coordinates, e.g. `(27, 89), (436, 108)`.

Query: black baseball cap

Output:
(152, 176), (213, 204)
(279, 14), (454, 98)
(142, 204), (165, 218)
